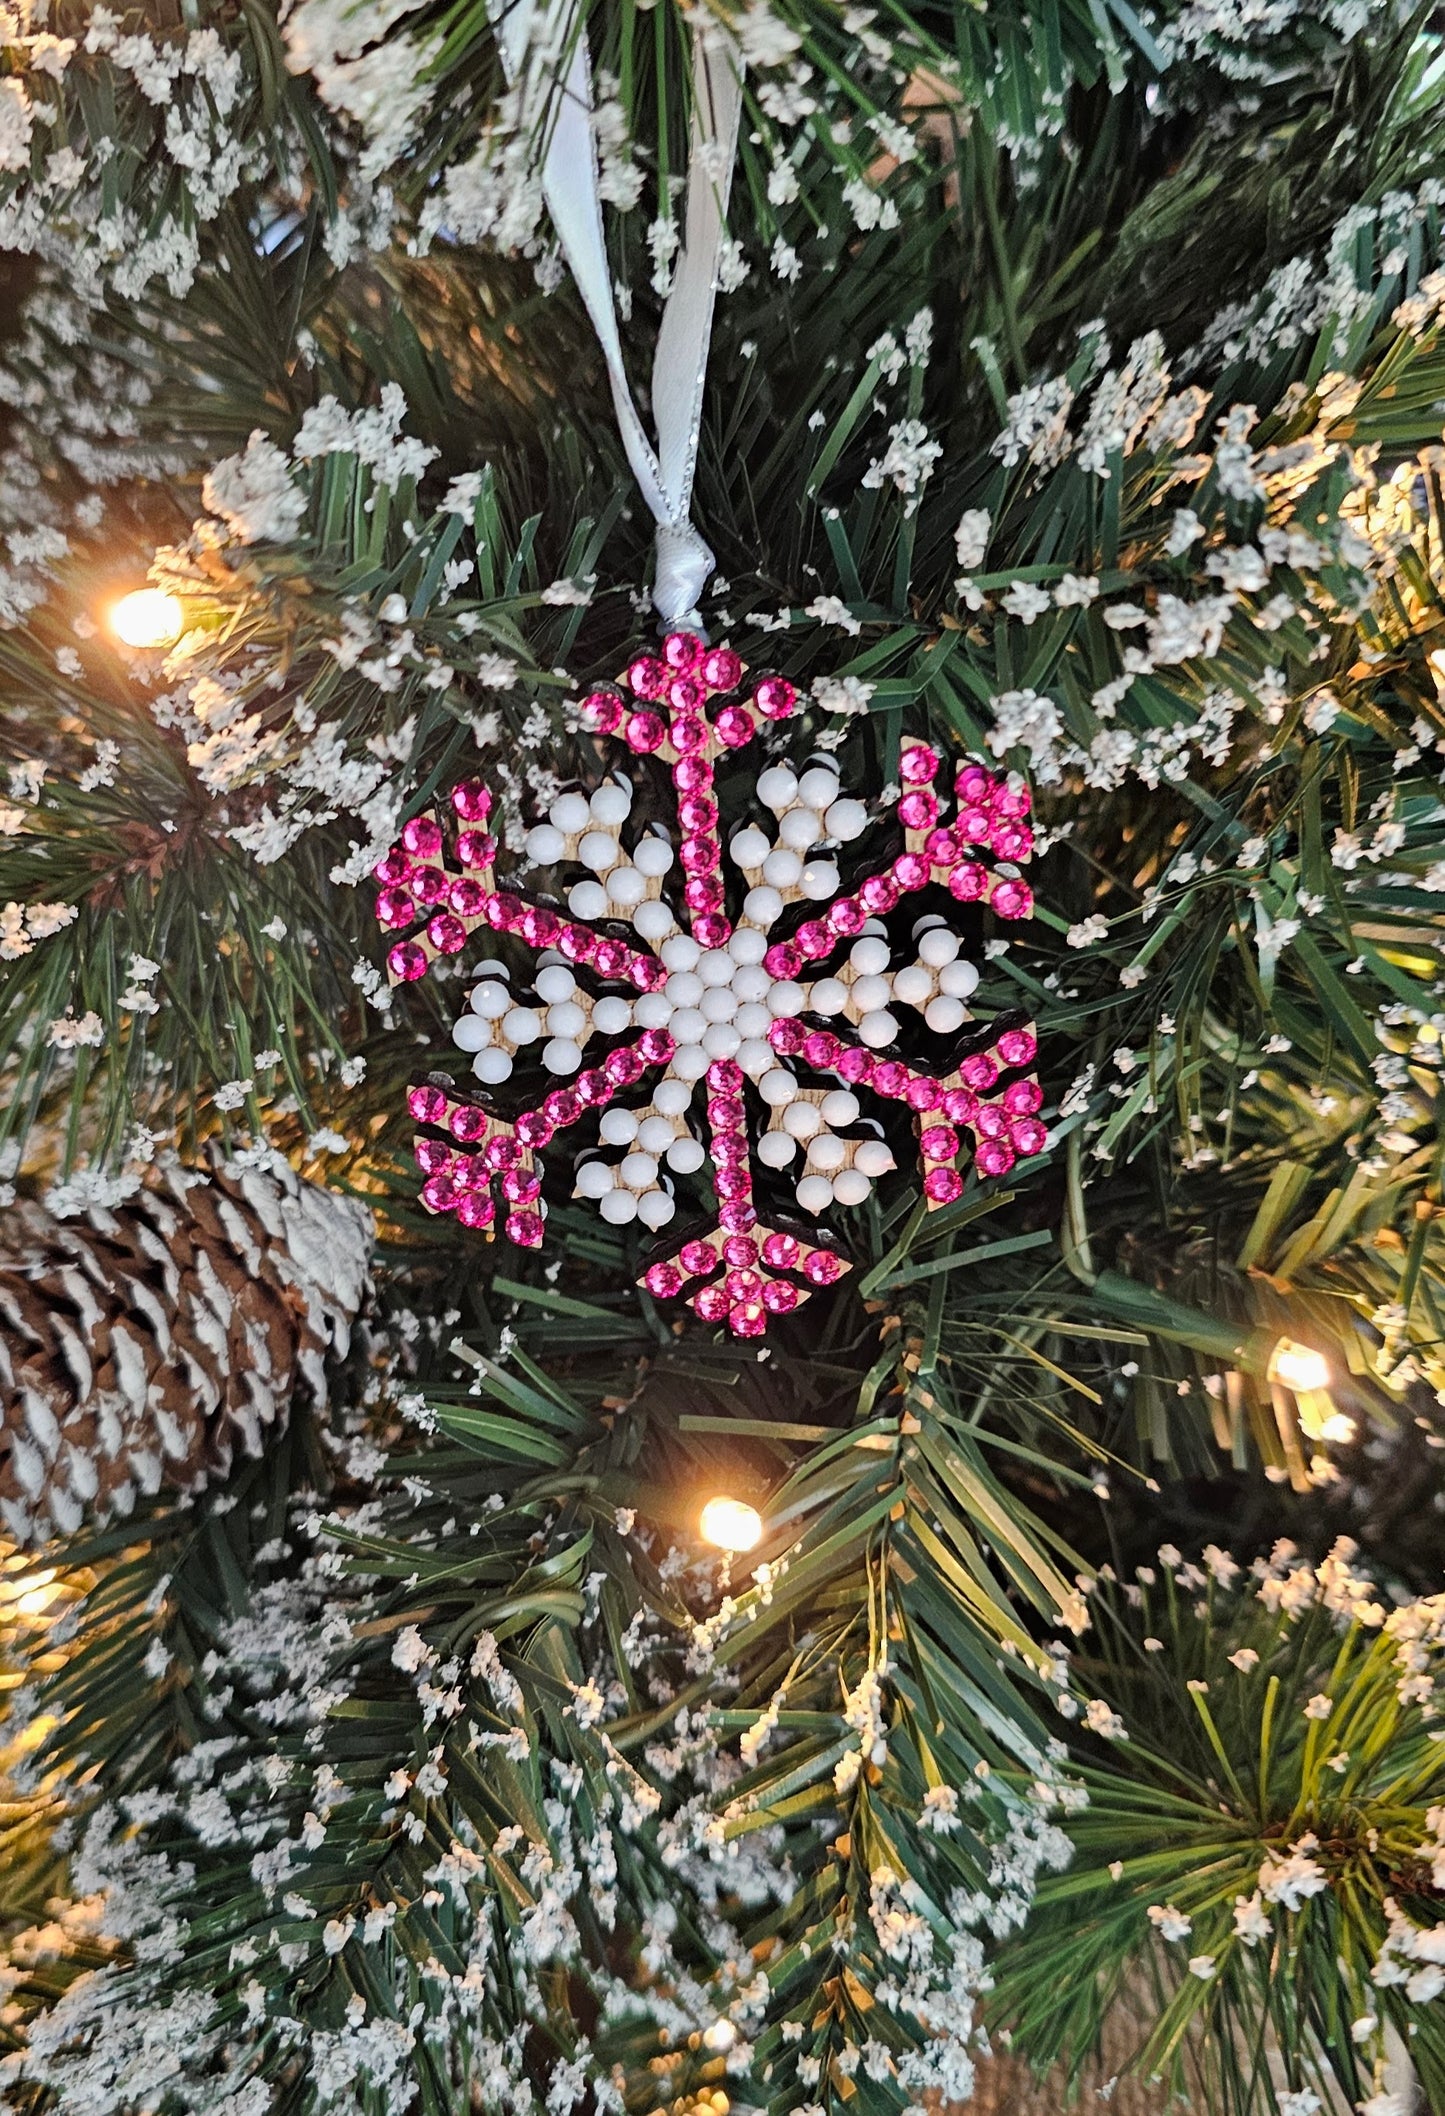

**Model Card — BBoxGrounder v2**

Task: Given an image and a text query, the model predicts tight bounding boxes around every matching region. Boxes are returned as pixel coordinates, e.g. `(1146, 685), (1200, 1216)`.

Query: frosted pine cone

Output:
(0, 1159), (372, 1543)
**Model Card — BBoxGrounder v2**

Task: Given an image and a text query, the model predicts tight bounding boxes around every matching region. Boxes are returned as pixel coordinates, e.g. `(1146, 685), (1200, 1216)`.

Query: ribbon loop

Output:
(486, 2), (740, 629)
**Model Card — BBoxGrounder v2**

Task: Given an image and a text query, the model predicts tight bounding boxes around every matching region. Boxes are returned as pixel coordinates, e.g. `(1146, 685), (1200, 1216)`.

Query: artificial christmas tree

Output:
(3, 3), (1445, 2114)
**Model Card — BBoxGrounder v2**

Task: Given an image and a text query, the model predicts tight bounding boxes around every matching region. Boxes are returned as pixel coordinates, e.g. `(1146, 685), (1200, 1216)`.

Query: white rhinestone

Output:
(600, 1108), (639, 1146)
(578, 829), (617, 873)
(636, 1116), (674, 1154)
(545, 1000), (586, 1040)
(471, 979), (510, 1019)
(744, 885), (785, 927)
(729, 826), (771, 868)
(821, 1089), (860, 1128)
(782, 1100), (823, 1140)
(607, 866), (646, 908)
(698, 949), (734, 987)
(599, 1188), (638, 1224)
(824, 798), (868, 842)
(575, 1159), (613, 1198)
(672, 1044), (710, 1081)
(779, 807), (822, 852)
(634, 991), (674, 1030)
(918, 926), (959, 967)
(940, 959), (980, 998)
(849, 937), (890, 977)
(590, 781), (632, 826)
(633, 834), (674, 878)
(620, 1151), (659, 1191)
(653, 1078), (693, 1116)
(809, 977), (847, 1016)
(801, 860), (839, 900)
(568, 881), (608, 921)
(833, 1167), (871, 1207)
(757, 1131), (796, 1168)
(759, 1069), (797, 1107)
(762, 847), (803, 889)
(667, 971), (703, 1010)
(737, 1037), (775, 1076)
(670, 1008), (707, 1045)
(702, 1023), (741, 1059)
(925, 995), (966, 1034)
(892, 965), (933, 1008)
(632, 899), (676, 942)
(451, 1015), (491, 1051)
(858, 1010), (898, 1047)
(798, 766), (840, 811)
(550, 792), (589, 833)
(806, 1132), (847, 1174)
(660, 934), (701, 972)
(502, 1008), (541, 1045)
(666, 1135), (706, 1173)
(591, 996), (633, 1037)
(728, 926), (768, 965)
(701, 987), (738, 1025)
(535, 964), (576, 1005)
(796, 1175), (833, 1213)
(855, 1139), (895, 1178)
(636, 1190), (675, 1229)
(732, 964), (771, 1006)
(850, 974), (891, 1014)
(767, 980), (805, 1018)
(734, 1002), (772, 1040)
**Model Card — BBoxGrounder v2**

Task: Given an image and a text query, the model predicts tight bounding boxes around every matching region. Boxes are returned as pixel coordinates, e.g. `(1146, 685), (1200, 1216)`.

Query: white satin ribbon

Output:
(488, 1), (742, 629)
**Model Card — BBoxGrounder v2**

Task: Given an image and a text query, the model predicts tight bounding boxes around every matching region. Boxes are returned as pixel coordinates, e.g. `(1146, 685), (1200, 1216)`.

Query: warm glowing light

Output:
(699, 1496), (763, 1553)
(702, 2021), (737, 2053)
(109, 588), (183, 648)
(1269, 1338), (1331, 1394)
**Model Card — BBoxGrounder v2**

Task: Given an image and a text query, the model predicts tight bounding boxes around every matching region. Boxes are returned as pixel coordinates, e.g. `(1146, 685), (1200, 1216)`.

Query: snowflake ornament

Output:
(373, 633), (1046, 1337)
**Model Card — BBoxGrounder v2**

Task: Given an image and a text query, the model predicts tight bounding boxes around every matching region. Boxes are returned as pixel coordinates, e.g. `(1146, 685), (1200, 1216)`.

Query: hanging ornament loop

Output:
(488, 0), (742, 631)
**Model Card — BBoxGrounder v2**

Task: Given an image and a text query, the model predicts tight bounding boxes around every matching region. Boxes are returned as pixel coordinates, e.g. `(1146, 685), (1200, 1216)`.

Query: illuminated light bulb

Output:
(109, 589), (183, 648)
(699, 1496), (763, 1552)
(1269, 1339), (1330, 1393)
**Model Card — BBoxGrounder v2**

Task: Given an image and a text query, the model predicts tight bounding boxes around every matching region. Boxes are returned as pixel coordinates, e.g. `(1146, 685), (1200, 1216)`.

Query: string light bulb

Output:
(109, 588), (183, 649)
(699, 1496), (763, 1552)
(1269, 1338), (1331, 1394)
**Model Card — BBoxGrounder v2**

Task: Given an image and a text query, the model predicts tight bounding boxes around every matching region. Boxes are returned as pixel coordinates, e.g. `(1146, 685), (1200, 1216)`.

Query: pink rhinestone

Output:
(924, 1165), (964, 1205)
(961, 1053), (998, 1092)
(803, 1249), (845, 1286)
(680, 834), (719, 875)
(451, 1156), (485, 1193)
(681, 1240), (717, 1277)
(415, 1138), (451, 1174)
(1012, 1117), (1049, 1155)
(421, 1173), (458, 1213)
(924, 829), (959, 866)
(762, 1280), (799, 1314)
(975, 1104), (1008, 1140)
(487, 892), (525, 932)
(827, 898), (867, 937)
(714, 1135), (748, 1169)
(543, 1090), (580, 1126)
(679, 793), (718, 832)
(450, 1105), (488, 1144)
(645, 1261), (684, 1299)
(898, 790), (938, 831)
(695, 1283), (730, 1322)
(374, 849), (412, 886)
(702, 646), (743, 690)
(626, 710), (666, 752)
(449, 878), (488, 917)
(942, 1087), (979, 1124)
(900, 745), (939, 784)
(402, 816), (443, 859)
(957, 807), (992, 843)
(894, 854), (931, 892)
(408, 1083), (449, 1125)
(764, 942), (802, 979)
(859, 874), (899, 915)
(976, 1139), (1015, 1178)
(796, 920), (832, 960)
(627, 655), (669, 700)
(376, 886), (415, 929)
(516, 1111), (553, 1150)
(668, 676), (704, 715)
(389, 941), (428, 981)
(605, 1048), (645, 1087)
(834, 1046), (874, 1086)
(708, 1094), (744, 1129)
(451, 780), (493, 823)
(730, 1301), (768, 1337)
(673, 755), (714, 793)
(957, 765), (992, 802)
(802, 1031), (840, 1069)
(558, 923), (593, 964)
(992, 784), (1031, 819)
(762, 1231), (801, 1270)
(905, 1077), (943, 1112)
(663, 631), (704, 672)
(575, 1070), (609, 1107)
(724, 1268), (760, 1301)
(872, 1061), (908, 1098)
(671, 710), (708, 750)
(769, 1019), (805, 1056)
(1003, 1078), (1043, 1116)
(708, 1059), (744, 1094)
(753, 675), (797, 720)
(715, 706), (754, 748)
(638, 1028), (676, 1065)
(997, 1027), (1038, 1068)
(992, 879), (1034, 921)
(718, 1202), (757, 1233)
(457, 1193), (496, 1230)
(919, 1123), (960, 1160)
(631, 957), (668, 993)
(992, 825), (1034, 862)
(693, 913), (732, 949)
(949, 864), (988, 903)
(483, 1135), (520, 1171)
(506, 1210), (545, 1247)
(455, 830), (496, 870)
(521, 906), (561, 948)
(501, 1169), (541, 1204)
(412, 867), (449, 906)
(580, 688), (624, 733)
(594, 939), (629, 978)
(684, 877), (726, 915)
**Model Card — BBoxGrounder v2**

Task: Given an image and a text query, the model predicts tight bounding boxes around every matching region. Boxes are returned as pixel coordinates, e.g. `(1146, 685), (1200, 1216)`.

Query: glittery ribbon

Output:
(488, 0), (742, 630)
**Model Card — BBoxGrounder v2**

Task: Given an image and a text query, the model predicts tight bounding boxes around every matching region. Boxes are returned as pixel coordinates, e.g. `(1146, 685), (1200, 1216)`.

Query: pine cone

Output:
(0, 1158), (373, 1543)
